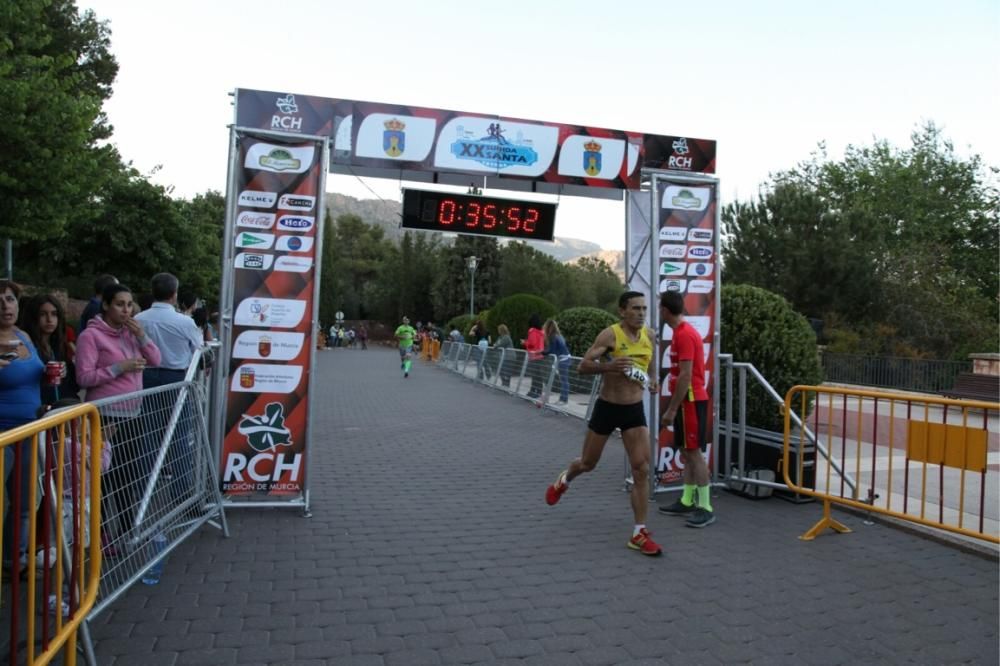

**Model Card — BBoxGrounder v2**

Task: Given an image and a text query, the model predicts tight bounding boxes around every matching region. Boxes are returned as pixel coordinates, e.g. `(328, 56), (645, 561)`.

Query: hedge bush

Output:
(721, 284), (823, 431)
(445, 314), (477, 341)
(485, 294), (557, 344)
(556, 306), (617, 356)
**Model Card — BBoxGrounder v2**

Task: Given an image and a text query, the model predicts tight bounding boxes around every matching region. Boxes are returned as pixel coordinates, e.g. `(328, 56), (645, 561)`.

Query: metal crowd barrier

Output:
(783, 385), (999, 543)
(1, 403), (103, 665)
(436, 341), (602, 418)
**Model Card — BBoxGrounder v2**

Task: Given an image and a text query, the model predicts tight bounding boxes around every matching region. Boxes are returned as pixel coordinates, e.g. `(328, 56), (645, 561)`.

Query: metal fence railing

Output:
(821, 351), (971, 394)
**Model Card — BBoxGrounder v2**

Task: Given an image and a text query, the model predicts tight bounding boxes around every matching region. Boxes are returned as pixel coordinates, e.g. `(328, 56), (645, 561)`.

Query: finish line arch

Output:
(214, 89), (720, 511)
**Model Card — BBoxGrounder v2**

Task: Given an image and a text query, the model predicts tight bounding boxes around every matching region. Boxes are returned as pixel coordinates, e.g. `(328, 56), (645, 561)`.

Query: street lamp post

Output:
(467, 255), (479, 317)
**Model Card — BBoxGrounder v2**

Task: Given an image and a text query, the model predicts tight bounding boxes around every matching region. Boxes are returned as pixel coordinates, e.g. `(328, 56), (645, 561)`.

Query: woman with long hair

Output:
(20, 294), (79, 406)
(523, 313), (545, 399)
(543, 319), (572, 404)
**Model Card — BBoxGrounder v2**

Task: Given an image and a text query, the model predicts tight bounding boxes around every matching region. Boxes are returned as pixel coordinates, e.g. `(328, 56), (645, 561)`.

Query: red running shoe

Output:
(545, 471), (569, 505)
(627, 528), (663, 556)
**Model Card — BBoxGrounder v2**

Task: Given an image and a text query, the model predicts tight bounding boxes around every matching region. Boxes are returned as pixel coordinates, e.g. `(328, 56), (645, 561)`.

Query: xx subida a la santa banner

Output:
(220, 133), (323, 496)
(655, 179), (719, 485)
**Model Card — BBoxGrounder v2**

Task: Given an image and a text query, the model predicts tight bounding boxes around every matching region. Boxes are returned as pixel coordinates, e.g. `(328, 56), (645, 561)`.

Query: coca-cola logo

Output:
(237, 211), (275, 229)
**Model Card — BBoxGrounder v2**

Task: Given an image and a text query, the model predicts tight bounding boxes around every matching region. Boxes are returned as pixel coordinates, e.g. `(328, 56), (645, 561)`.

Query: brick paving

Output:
(86, 347), (1000, 664)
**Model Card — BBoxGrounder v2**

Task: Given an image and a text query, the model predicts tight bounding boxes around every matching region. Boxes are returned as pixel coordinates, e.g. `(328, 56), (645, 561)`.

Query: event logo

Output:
(383, 118), (406, 157)
(668, 138), (693, 170)
(687, 262), (714, 277)
(659, 227), (688, 242)
(688, 246), (713, 259)
(234, 252), (274, 270)
(583, 140), (602, 176)
(236, 211), (276, 230)
(660, 262), (686, 276)
(238, 402), (293, 452)
(271, 94), (302, 132)
(236, 232), (274, 249)
(688, 228), (713, 242)
(278, 194), (315, 211)
(275, 236), (314, 253)
(238, 190), (277, 208)
(659, 244), (687, 259)
(450, 123), (538, 170)
(277, 215), (314, 233)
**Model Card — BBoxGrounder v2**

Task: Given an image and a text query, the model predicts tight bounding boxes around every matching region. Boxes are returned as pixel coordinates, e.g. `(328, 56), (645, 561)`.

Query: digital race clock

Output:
(401, 189), (557, 242)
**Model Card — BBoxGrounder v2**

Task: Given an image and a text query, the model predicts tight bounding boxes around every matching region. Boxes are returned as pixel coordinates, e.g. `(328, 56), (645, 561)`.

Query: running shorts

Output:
(588, 398), (647, 436)
(673, 399), (708, 451)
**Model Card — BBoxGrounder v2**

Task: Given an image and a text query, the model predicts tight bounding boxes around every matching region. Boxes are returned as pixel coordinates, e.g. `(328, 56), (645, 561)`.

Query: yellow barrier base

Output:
(800, 499), (853, 541)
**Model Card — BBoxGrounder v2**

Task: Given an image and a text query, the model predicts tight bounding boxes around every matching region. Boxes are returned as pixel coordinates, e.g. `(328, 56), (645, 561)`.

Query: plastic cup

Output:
(45, 361), (64, 386)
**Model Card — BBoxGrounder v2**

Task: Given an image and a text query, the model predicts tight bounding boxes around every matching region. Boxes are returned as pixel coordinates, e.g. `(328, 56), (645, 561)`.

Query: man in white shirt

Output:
(135, 273), (205, 501)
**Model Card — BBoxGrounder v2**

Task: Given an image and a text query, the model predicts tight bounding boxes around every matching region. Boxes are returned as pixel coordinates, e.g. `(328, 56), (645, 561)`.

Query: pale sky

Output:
(81, 0), (999, 251)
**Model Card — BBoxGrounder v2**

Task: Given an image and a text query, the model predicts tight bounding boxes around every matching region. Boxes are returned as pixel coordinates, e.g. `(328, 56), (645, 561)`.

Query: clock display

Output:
(401, 189), (557, 242)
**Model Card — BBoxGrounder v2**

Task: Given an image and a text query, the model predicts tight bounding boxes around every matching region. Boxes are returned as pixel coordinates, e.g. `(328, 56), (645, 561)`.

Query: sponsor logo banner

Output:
(234, 297), (307, 328)
(236, 211), (276, 230)
(687, 228), (713, 243)
(230, 363), (303, 393)
(661, 185), (710, 211)
(355, 113), (437, 161)
(434, 117), (558, 177)
(238, 190), (277, 208)
(687, 246), (714, 260)
(659, 244), (687, 259)
(659, 261), (686, 276)
(659, 278), (687, 293)
(658, 227), (688, 242)
(687, 262), (714, 277)
(688, 279), (714, 294)
(275, 235), (314, 253)
(277, 215), (314, 233)
(557, 135), (626, 180)
(274, 256), (313, 273)
(234, 252), (274, 270)
(233, 331), (305, 361)
(236, 232), (275, 249)
(270, 94), (303, 132)
(244, 143), (315, 174)
(278, 194), (315, 211)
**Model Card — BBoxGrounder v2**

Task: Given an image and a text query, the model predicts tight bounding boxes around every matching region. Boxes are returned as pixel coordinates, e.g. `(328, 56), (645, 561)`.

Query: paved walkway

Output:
(87, 347), (999, 665)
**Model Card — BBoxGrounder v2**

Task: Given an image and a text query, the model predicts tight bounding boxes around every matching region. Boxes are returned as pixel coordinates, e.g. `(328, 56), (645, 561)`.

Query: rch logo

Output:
(272, 94), (302, 131)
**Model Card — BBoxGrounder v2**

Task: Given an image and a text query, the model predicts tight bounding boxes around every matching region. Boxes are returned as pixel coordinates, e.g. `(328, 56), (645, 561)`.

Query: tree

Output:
(321, 214), (392, 320)
(174, 191), (225, 304)
(0, 0), (119, 243)
(431, 235), (500, 321)
(564, 257), (624, 313)
(722, 123), (998, 358)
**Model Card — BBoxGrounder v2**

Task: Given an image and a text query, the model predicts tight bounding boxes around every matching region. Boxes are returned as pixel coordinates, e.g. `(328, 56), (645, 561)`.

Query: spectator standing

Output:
(543, 319), (572, 404)
(21, 294), (79, 405)
(522, 314), (545, 399)
(0, 280), (45, 571)
(78, 274), (117, 333)
(76, 283), (161, 545)
(469, 320), (491, 380)
(494, 324), (514, 387)
(358, 324), (368, 350)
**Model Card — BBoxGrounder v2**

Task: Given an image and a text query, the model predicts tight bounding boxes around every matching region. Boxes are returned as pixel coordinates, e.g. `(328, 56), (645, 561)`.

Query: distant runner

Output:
(394, 316), (417, 378)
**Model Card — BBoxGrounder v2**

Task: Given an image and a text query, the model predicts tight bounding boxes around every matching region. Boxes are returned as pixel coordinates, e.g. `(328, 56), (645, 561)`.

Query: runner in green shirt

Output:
(394, 316), (417, 378)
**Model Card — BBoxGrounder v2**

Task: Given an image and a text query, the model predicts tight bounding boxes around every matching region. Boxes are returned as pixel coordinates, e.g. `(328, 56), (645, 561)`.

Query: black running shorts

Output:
(588, 398), (647, 436)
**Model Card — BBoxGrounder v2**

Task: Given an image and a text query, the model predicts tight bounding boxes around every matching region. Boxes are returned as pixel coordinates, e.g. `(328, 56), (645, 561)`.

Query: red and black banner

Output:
(219, 132), (324, 497)
(235, 89), (716, 193)
(654, 179), (719, 485)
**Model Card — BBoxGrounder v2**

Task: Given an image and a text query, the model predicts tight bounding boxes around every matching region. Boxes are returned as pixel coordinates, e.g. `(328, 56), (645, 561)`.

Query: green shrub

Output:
(445, 314), (477, 340)
(721, 284), (823, 431)
(485, 294), (557, 344)
(556, 307), (617, 356)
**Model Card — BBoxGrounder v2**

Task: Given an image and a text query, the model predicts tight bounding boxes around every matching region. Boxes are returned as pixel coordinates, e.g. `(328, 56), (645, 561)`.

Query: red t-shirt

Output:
(668, 320), (708, 401)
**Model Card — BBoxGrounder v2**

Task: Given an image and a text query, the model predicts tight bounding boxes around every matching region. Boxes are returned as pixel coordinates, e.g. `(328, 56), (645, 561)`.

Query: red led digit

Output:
(524, 208), (539, 233)
(508, 207), (521, 231)
(466, 202), (480, 227)
(439, 199), (456, 225)
(482, 204), (497, 229)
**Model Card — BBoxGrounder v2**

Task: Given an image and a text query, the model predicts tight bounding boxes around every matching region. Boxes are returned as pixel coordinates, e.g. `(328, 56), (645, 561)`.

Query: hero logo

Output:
(238, 190), (277, 208)
(659, 244), (687, 259)
(237, 211), (276, 230)
(688, 228), (714, 243)
(669, 138), (693, 170)
(278, 194), (315, 211)
(271, 94), (302, 132)
(277, 215), (314, 232)
(687, 246), (714, 260)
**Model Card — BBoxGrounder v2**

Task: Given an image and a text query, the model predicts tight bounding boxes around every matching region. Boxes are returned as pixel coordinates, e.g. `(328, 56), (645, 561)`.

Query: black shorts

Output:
(588, 399), (647, 436)
(673, 399), (708, 451)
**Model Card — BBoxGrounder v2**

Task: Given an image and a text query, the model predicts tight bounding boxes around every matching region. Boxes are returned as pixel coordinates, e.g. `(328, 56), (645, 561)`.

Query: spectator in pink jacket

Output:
(74, 284), (160, 547)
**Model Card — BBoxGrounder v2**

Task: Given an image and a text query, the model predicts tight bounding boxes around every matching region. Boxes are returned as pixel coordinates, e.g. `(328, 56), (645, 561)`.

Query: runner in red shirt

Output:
(657, 290), (715, 528)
